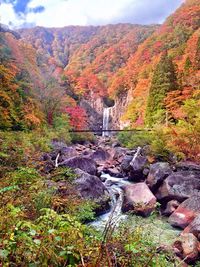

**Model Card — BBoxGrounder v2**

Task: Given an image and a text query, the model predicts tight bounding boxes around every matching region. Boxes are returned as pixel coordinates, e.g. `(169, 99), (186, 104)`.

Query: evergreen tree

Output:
(145, 52), (178, 126)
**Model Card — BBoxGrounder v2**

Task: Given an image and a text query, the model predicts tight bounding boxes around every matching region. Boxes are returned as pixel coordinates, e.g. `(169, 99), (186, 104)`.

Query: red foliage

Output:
(66, 106), (88, 130)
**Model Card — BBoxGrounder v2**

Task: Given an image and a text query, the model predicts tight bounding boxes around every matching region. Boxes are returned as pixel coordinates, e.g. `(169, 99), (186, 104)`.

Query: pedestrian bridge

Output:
(69, 129), (150, 133)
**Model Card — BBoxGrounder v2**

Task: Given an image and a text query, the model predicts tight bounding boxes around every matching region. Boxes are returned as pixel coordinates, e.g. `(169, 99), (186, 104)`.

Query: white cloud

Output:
(25, 0), (134, 27)
(0, 3), (25, 27)
(0, 0), (184, 28)
(26, 0), (89, 27)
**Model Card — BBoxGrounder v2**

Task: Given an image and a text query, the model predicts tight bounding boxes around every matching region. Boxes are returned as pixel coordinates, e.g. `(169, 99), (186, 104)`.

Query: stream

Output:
(90, 173), (131, 229)
(90, 108), (181, 246)
(90, 173), (181, 246)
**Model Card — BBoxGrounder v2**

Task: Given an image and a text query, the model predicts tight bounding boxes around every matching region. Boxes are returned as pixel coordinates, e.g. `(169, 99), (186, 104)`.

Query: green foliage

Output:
(50, 167), (76, 182)
(76, 201), (97, 222)
(167, 92), (200, 162)
(118, 130), (153, 149)
(145, 53), (178, 126)
(88, 215), (176, 267)
(33, 189), (53, 214)
(118, 127), (172, 160)
(53, 114), (71, 143)
(150, 127), (172, 160)
(9, 167), (40, 186)
(0, 33), (12, 62)
(0, 207), (90, 266)
(0, 115), (72, 175)
(71, 132), (95, 144)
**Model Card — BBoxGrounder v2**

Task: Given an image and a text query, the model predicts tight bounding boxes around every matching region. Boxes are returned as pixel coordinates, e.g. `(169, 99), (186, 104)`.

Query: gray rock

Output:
(121, 155), (133, 172)
(146, 162), (172, 192)
(59, 156), (97, 175)
(106, 167), (124, 178)
(127, 147), (148, 181)
(90, 148), (110, 162)
(74, 169), (110, 215)
(58, 147), (78, 162)
(156, 171), (200, 202)
(176, 161), (200, 174)
(112, 141), (121, 148)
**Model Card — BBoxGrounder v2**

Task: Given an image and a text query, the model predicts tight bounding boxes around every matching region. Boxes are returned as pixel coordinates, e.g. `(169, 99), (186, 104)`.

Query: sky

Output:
(0, 0), (184, 29)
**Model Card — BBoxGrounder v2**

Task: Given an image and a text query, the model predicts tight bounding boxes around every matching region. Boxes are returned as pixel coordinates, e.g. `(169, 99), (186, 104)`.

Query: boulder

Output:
(176, 161), (200, 173)
(173, 233), (199, 263)
(59, 156), (97, 175)
(51, 141), (68, 151)
(42, 158), (55, 173)
(143, 168), (149, 176)
(90, 148), (111, 162)
(58, 147), (78, 162)
(111, 147), (127, 161)
(162, 200), (180, 216)
(122, 182), (157, 217)
(121, 155), (133, 173)
(106, 167), (124, 178)
(126, 149), (138, 156)
(112, 141), (121, 148)
(74, 169), (110, 215)
(146, 162), (172, 191)
(75, 144), (86, 152)
(45, 142), (78, 164)
(128, 147), (148, 181)
(156, 171), (200, 202)
(184, 215), (200, 240)
(169, 196), (200, 229)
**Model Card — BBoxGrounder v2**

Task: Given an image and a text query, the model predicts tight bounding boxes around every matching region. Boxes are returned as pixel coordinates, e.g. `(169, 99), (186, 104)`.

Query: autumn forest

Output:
(0, 0), (200, 266)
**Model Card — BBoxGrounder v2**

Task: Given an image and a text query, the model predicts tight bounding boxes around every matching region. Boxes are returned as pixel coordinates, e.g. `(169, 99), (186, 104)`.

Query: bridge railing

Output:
(69, 129), (151, 133)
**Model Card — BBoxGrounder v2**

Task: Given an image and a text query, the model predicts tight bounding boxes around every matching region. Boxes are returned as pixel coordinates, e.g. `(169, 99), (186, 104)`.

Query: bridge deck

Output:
(69, 129), (150, 133)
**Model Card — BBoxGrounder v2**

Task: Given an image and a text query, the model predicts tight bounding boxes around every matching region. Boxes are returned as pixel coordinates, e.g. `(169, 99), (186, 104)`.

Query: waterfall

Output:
(102, 107), (111, 137)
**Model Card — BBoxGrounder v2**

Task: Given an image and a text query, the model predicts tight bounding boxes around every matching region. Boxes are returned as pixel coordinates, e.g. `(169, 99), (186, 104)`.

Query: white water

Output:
(102, 107), (111, 137)
(90, 173), (131, 229)
(90, 174), (181, 245)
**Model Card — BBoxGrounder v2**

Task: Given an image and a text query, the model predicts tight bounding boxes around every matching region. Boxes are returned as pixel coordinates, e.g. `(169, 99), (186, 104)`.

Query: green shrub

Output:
(118, 127), (172, 161)
(76, 201), (97, 222)
(50, 167), (76, 182)
(9, 167), (40, 186)
(118, 130), (153, 149)
(53, 114), (71, 143)
(150, 127), (172, 160)
(33, 189), (53, 214)
(71, 132), (95, 144)
(0, 208), (90, 266)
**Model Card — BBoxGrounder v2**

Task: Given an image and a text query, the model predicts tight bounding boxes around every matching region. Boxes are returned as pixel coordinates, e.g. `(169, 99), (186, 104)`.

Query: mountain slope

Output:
(0, 29), (45, 129)
(108, 0), (200, 126)
(2, 0), (199, 131)
(18, 24), (158, 97)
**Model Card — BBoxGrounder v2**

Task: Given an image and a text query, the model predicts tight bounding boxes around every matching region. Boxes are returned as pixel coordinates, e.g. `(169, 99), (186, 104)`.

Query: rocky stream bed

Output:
(42, 137), (200, 265)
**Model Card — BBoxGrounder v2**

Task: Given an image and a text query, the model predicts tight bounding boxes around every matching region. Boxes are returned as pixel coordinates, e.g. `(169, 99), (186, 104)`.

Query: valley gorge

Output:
(43, 136), (200, 265)
(0, 0), (200, 265)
